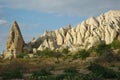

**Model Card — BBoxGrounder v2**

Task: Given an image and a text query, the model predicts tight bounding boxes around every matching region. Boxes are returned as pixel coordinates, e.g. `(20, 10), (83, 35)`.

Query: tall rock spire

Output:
(6, 21), (24, 55)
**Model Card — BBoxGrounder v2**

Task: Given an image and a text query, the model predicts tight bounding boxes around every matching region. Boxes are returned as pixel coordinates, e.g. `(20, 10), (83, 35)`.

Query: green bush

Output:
(64, 67), (79, 74)
(16, 53), (27, 58)
(1, 69), (23, 80)
(35, 48), (56, 57)
(0, 60), (24, 80)
(55, 74), (66, 80)
(31, 68), (52, 80)
(78, 73), (102, 80)
(95, 43), (111, 56)
(116, 72), (120, 80)
(73, 49), (90, 60)
(61, 48), (70, 54)
(56, 67), (79, 80)
(110, 40), (120, 49)
(87, 63), (117, 79)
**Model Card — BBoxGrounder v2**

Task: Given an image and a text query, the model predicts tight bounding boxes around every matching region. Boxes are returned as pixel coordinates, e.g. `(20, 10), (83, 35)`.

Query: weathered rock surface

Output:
(30, 10), (120, 51)
(4, 21), (25, 59)
(3, 10), (120, 58)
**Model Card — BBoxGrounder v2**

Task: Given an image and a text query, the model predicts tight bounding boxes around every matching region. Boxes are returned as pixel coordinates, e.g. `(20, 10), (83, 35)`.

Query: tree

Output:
(53, 51), (63, 63)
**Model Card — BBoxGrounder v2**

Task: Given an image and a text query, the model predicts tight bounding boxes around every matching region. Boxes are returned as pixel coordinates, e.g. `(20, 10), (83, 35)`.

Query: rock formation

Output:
(3, 10), (120, 58)
(30, 10), (120, 51)
(4, 21), (25, 59)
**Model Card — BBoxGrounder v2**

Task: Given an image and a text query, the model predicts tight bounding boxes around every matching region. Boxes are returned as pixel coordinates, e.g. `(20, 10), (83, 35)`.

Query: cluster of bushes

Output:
(15, 40), (120, 60)
(31, 68), (53, 80)
(16, 53), (28, 58)
(73, 49), (90, 60)
(0, 60), (27, 80)
(30, 67), (81, 80)
(30, 63), (120, 80)
(87, 63), (119, 79)
(0, 60), (120, 80)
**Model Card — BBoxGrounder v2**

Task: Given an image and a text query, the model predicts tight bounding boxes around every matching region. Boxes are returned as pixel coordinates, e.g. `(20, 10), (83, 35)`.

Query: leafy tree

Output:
(53, 51), (63, 63)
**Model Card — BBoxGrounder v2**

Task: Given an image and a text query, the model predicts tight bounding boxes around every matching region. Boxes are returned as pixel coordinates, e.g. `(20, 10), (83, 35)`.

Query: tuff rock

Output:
(3, 10), (120, 58)
(4, 21), (25, 59)
(30, 10), (120, 51)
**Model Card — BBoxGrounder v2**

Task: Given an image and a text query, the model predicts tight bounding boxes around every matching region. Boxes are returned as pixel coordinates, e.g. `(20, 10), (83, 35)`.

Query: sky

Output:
(0, 0), (120, 53)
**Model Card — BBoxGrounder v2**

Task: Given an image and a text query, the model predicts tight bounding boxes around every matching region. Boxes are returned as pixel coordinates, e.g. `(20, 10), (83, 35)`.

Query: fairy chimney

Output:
(6, 21), (25, 55)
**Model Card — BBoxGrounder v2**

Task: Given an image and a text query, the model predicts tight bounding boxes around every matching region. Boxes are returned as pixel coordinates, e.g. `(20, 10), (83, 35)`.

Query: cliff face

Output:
(30, 10), (120, 51)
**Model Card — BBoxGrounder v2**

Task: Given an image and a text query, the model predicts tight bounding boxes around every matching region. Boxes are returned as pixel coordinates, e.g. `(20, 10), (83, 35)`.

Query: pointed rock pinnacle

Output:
(6, 21), (25, 54)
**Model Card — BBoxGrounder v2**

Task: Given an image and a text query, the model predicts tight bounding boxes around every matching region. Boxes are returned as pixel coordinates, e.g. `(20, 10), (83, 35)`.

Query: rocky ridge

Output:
(3, 10), (120, 59)
(27, 10), (120, 52)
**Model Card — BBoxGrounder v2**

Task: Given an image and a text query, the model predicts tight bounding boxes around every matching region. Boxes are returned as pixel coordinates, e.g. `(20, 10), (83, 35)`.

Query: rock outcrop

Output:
(30, 10), (120, 51)
(3, 10), (120, 58)
(4, 21), (25, 59)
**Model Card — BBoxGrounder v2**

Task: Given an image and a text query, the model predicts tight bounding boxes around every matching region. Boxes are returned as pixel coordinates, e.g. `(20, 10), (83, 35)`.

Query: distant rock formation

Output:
(4, 21), (25, 59)
(3, 10), (120, 59)
(29, 10), (120, 51)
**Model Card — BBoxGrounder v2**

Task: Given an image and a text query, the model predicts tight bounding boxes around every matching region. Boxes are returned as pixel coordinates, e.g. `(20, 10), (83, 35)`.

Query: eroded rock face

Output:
(30, 10), (120, 51)
(5, 21), (24, 56)
(4, 10), (120, 57)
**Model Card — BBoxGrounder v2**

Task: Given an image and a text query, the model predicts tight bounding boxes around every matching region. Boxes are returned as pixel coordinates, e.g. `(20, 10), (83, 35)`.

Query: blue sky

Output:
(0, 0), (120, 53)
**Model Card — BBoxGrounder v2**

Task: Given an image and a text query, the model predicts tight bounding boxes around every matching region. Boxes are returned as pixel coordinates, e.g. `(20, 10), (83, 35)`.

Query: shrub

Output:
(110, 40), (120, 49)
(35, 48), (56, 57)
(53, 51), (63, 63)
(0, 60), (25, 80)
(73, 49), (90, 60)
(95, 43), (111, 56)
(16, 53), (27, 58)
(64, 67), (79, 74)
(78, 73), (102, 80)
(55, 74), (66, 80)
(30, 68), (52, 80)
(61, 48), (70, 54)
(87, 63), (117, 79)
(116, 72), (120, 80)
(1, 68), (23, 80)
(56, 67), (79, 80)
